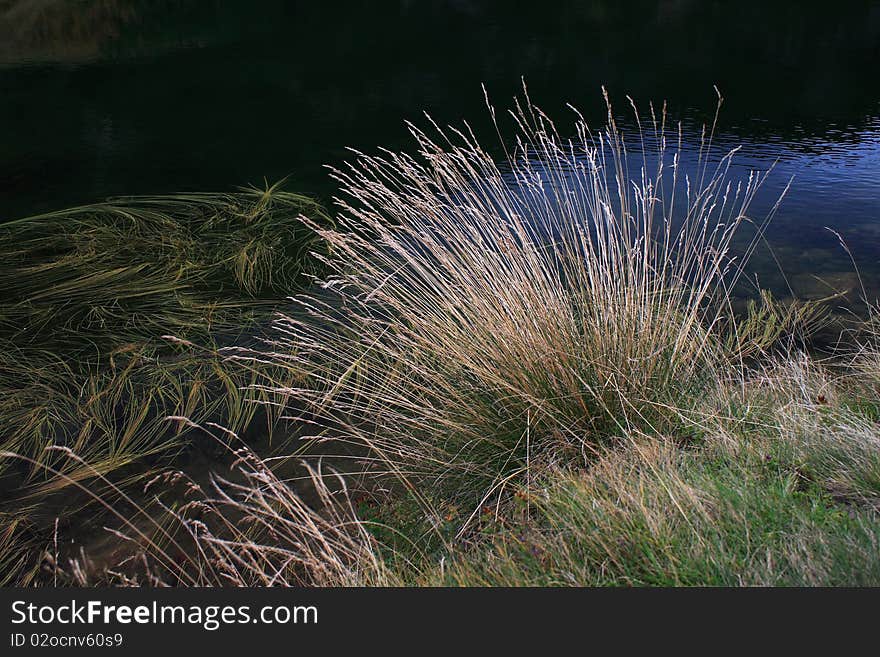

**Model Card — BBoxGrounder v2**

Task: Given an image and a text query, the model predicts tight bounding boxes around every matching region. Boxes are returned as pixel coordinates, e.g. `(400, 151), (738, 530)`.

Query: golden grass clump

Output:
(266, 86), (780, 510)
(170, 447), (389, 587)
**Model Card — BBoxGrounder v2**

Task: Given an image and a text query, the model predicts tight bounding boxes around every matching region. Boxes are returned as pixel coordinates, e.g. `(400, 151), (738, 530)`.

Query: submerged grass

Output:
(0, 184), (329, 583)
(1, 183), (327, 355)
(0, 182), (327, 481)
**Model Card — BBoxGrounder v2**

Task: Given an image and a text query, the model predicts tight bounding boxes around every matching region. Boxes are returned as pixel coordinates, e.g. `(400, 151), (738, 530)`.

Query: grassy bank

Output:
(58, 343), (880, 586)
(415, 354), (880, 586)
(5, 91), (880, 587)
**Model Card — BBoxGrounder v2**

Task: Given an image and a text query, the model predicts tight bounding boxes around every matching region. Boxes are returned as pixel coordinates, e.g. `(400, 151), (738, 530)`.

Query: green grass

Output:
(416, 437), (880, 586)
(333, 351), (880, 587)
(112, 341), (880, 588)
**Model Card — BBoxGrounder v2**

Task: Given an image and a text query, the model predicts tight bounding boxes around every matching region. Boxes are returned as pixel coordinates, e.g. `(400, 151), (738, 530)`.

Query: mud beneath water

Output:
(12, 409), (378, 585)
(2, 294), (383, 585)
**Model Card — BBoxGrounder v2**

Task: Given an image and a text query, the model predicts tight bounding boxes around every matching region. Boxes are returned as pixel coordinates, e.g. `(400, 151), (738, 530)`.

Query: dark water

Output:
(2, 0), (879, 301)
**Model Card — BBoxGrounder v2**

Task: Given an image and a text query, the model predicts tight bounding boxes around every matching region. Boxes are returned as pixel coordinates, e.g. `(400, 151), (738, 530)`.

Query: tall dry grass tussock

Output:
(265, 85), (782, 514)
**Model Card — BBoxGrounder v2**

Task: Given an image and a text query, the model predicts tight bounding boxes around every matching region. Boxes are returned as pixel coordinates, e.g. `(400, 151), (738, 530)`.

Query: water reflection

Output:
(0, 0), (878, 300)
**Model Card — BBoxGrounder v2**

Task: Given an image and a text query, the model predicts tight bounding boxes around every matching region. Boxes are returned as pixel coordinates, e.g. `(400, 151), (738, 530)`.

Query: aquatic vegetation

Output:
(0, 514), (42, 586)
(1, 185), (327, 357)
(0, 343), (289, 488)
(0, 185), (328, 576)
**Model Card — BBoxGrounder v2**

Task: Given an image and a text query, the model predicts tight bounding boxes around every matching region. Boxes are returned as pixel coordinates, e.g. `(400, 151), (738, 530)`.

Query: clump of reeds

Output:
(15, 88), (878, 588)
(265, 86), (785, 515)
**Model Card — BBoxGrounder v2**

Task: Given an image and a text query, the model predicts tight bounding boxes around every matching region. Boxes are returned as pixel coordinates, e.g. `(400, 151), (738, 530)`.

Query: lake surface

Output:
(2, 0), (879, 302)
